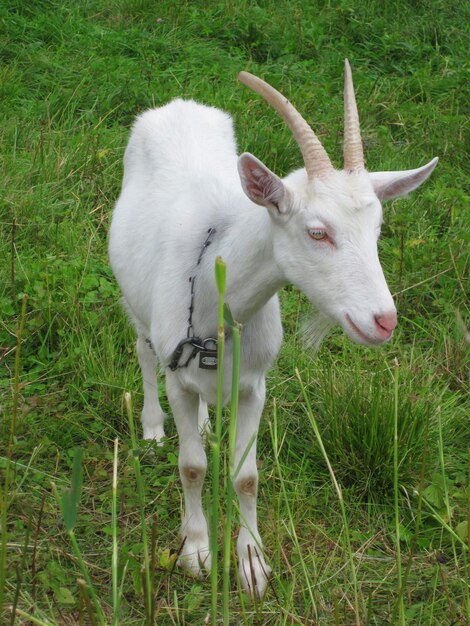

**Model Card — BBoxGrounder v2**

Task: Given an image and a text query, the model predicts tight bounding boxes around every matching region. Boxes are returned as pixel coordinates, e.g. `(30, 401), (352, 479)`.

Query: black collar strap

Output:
(168, 228), (218, 371)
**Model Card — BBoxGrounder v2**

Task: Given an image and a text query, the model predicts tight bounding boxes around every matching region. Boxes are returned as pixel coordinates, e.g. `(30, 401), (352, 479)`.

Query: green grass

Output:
(1, 0), (469, 624)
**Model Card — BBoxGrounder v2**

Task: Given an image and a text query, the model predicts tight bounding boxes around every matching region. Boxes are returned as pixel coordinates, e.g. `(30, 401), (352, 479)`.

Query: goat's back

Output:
(109, 99), (244, 340)
(122, 98), (239, 188)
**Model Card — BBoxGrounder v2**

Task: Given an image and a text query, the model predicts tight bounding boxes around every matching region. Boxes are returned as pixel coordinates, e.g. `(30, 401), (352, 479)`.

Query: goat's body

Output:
(110, 99), (283, 404)
(109, 78), (437, 595)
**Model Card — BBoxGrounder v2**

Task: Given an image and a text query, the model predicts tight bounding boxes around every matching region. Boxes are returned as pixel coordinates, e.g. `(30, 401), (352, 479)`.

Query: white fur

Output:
(109, 96), (437, 596)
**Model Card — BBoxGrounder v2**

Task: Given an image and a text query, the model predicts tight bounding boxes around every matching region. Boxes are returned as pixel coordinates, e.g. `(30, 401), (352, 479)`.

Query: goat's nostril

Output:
(375, 311), (397, 332)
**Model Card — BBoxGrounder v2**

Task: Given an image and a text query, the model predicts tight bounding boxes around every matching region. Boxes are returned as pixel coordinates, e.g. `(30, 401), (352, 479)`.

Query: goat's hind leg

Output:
(166, 372), (211, 577)
(136, 336), (166, 444)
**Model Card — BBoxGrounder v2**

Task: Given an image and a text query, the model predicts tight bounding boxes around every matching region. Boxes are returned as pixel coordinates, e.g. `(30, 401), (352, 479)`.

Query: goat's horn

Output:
(343, 59), (365, 171)
(238, 71), (333, 179)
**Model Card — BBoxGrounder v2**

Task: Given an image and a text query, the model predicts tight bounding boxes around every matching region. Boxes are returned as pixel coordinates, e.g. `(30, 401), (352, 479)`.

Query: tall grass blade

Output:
(54, 448), (106, 626)
(437, 408), (469, 618)
(211, 256), (226, 625)
(393, 412), (430, 625)
(295, 368), (360, 626)
(393, 360), (405, 625)
(270, 400), (317, 620)
(437, 407), (459, 565)
(223, 304), (241, 625)
(232, 434), (256, 482)
(112, 437), (119, 626)
(125, 392), (153, 624)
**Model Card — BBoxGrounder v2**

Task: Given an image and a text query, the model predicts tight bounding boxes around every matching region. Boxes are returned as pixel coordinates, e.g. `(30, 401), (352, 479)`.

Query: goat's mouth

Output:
(345, 314), (393, 345)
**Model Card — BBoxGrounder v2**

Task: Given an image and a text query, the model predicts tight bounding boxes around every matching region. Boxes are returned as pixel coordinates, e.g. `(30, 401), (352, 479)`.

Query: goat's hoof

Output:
(178, 539), (211, 578)
(238, 544), (271, 598)
(142, 425), (166, 446)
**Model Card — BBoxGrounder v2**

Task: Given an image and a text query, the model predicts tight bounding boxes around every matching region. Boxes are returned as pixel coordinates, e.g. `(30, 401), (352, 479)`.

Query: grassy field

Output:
(1, 0), (469, 624)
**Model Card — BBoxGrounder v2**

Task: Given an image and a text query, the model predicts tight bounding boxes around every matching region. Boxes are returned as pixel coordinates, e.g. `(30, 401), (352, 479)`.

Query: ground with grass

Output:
(1, 1), (469, 624)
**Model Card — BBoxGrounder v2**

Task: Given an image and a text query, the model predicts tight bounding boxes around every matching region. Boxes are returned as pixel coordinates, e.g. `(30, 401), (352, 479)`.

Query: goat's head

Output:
(238, 61), (438, 345)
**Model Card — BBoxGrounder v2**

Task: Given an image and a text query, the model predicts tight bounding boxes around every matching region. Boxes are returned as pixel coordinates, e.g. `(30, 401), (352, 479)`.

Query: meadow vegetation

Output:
(0, 0), (468, 624)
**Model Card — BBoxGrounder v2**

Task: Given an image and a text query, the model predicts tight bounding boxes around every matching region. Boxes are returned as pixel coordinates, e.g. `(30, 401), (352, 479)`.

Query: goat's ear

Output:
(238, 153), (289, 215)
(369, 157), (438, 202)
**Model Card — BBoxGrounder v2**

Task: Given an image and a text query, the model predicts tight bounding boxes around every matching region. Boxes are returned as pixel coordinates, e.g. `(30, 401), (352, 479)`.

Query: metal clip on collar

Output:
(169, 337), (204, 371)
(168, 227), (218, 371)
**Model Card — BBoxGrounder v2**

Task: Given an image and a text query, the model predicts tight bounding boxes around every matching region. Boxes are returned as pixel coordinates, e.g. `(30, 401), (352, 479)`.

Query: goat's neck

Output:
(208, 206), (286, 323)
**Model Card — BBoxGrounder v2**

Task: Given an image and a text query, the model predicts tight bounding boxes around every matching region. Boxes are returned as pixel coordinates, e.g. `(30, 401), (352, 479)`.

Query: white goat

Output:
(109, 61), (437, 596)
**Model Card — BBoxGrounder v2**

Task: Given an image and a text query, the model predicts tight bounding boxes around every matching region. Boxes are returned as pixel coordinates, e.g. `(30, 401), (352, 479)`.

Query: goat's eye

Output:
(308, 228), (327, 241)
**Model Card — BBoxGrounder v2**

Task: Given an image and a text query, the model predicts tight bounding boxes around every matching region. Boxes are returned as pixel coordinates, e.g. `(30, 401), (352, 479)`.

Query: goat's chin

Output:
(301, 311), (394, 351)
(301, 310), (335, 352)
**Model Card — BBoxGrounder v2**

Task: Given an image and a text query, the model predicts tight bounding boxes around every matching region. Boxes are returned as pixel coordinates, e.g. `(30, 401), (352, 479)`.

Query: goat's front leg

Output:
(234, 380), (271, 597)
(165, 372), (211, 577)
(136, 336), (166, 443)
